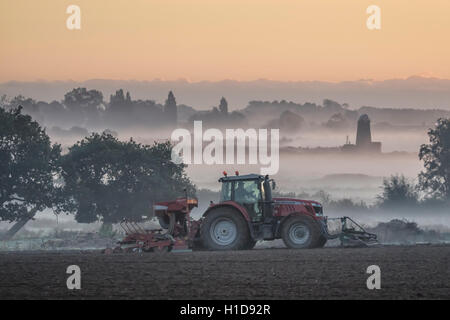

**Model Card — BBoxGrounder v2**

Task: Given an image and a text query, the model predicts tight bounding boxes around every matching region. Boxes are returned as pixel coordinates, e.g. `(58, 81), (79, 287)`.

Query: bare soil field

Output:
(0, 245), (449, 300)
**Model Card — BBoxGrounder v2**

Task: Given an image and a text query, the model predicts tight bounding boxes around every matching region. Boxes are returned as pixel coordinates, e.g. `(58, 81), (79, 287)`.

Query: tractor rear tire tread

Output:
(315, 235), (327, 248)
(244, 239), (257, 250)
(281, 215), (322, 249)
(200, 207), (250, 251)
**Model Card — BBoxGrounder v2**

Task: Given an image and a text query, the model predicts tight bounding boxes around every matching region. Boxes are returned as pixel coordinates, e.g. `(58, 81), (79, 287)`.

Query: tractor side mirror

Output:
(271, 180), (276, 190)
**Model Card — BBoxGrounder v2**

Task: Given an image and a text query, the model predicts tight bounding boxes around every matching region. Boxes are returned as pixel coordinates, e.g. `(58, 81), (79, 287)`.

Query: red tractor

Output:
(117, 172), (377, 252)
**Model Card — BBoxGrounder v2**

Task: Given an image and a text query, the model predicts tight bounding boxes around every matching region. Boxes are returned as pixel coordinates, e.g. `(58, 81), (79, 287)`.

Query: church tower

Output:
(164, 91), (177, 125)
(356, 114), (372, 147)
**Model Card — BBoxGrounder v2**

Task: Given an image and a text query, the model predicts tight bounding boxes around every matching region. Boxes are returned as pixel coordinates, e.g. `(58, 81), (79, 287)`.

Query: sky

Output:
(1, 0), (450, 82)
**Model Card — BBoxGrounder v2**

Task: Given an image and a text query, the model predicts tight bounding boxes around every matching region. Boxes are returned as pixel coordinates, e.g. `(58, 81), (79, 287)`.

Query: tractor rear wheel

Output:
(315, 235), (327, 248)
(244, 239), (257, 250)
(201, 207), (250, 251)
(281, 216), (321, 249)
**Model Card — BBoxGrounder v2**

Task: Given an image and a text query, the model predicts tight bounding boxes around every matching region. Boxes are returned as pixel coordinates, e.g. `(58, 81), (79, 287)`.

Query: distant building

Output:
(342, 114), (381, 153)
(164, 91), (177, 125)
(219, 97), (228, 114)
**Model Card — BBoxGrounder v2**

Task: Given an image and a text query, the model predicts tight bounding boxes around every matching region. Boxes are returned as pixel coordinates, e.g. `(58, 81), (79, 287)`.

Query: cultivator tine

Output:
(321, 216), (378, 247)
(125, 222), (135, 235)
(339, 216), (378, 247)
(133, 222), (146, 234)
(120, 219), (136, 235)
(128, 222), (141, 234)
(119, 220), (128, 234)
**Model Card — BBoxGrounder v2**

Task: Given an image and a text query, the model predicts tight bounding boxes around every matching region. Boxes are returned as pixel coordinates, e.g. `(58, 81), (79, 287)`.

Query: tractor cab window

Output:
(234, 180), (261, 203)
(234, 180), (263, 221)
(220, 180), (262, 203)
(219, 179), (263, 221)
(220, 181), (232, 201)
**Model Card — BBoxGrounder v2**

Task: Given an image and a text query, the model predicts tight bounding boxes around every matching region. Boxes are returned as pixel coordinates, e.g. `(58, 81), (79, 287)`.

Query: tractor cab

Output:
(218, 173), (274, 223)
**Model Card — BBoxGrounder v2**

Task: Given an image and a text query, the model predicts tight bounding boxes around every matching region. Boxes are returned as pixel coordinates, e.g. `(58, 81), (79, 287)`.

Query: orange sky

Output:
(1, 0), (449, 82)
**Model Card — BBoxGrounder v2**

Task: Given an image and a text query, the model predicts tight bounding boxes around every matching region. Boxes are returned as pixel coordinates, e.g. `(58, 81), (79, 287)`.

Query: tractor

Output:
(116, 172), (377, 252)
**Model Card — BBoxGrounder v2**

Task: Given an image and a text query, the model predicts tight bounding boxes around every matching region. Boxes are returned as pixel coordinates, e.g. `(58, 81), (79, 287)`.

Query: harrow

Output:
(114, 198), (199, 253)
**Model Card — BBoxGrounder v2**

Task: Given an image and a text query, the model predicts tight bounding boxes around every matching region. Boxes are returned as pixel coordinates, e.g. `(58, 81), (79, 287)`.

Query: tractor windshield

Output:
(234, 180), (261, 203)
(220, 179), (263, 221)
(220, 179), (262, 203)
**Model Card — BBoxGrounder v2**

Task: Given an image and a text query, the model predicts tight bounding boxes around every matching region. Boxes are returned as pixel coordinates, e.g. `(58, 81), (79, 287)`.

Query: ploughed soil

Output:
(0, 245), (449, 300)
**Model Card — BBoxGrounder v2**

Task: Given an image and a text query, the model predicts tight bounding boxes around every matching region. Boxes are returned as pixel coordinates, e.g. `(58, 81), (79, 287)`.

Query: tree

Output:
(0, 94), (8, 105)
(328, 198), (368, 212)
(107, 89), (164, 129)
(8, 95), (44, 124)
(60, 133), (195, 223)
(219, 97), (228, 114)
(419, 118), (450, 199)
(164, 91), (177, 125)
(279, 110), (304, 132)
(107, 89), (133, 127)
(325, 113), (348, 130)
(312, 190), (331, 206)
(64, 87), (103, 111)
(63, 87), (104, 127)
(0, 106), (61, 237)
(377, 175), (418, 209)
(323, 99), (343, 112)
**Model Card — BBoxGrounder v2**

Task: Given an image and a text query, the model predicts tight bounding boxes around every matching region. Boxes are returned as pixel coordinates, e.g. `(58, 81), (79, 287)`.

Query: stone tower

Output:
(356, 114), (372, 147)
(342, 114), (381, 153)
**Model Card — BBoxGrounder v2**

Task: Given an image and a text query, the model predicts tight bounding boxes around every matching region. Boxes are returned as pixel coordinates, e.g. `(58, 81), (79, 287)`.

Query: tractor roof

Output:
(219, 174), (265, 182)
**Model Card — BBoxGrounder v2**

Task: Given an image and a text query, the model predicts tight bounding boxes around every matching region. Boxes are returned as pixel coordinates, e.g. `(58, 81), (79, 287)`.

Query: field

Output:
(0, 245), (449, 300)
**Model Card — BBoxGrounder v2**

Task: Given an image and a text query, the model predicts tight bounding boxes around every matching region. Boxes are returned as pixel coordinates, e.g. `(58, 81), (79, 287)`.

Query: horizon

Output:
(2, 75), (450, 110)
(1, 74), (449, 84)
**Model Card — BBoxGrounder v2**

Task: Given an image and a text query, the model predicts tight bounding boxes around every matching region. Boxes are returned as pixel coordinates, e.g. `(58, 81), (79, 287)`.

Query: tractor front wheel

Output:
(281, 216), (321, 249)
(201, 208), (250, 251)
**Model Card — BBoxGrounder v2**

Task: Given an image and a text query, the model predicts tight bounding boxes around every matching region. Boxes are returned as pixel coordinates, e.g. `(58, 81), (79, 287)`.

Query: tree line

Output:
(1, 88), (179, 131)
(5, 88), (449, 138)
